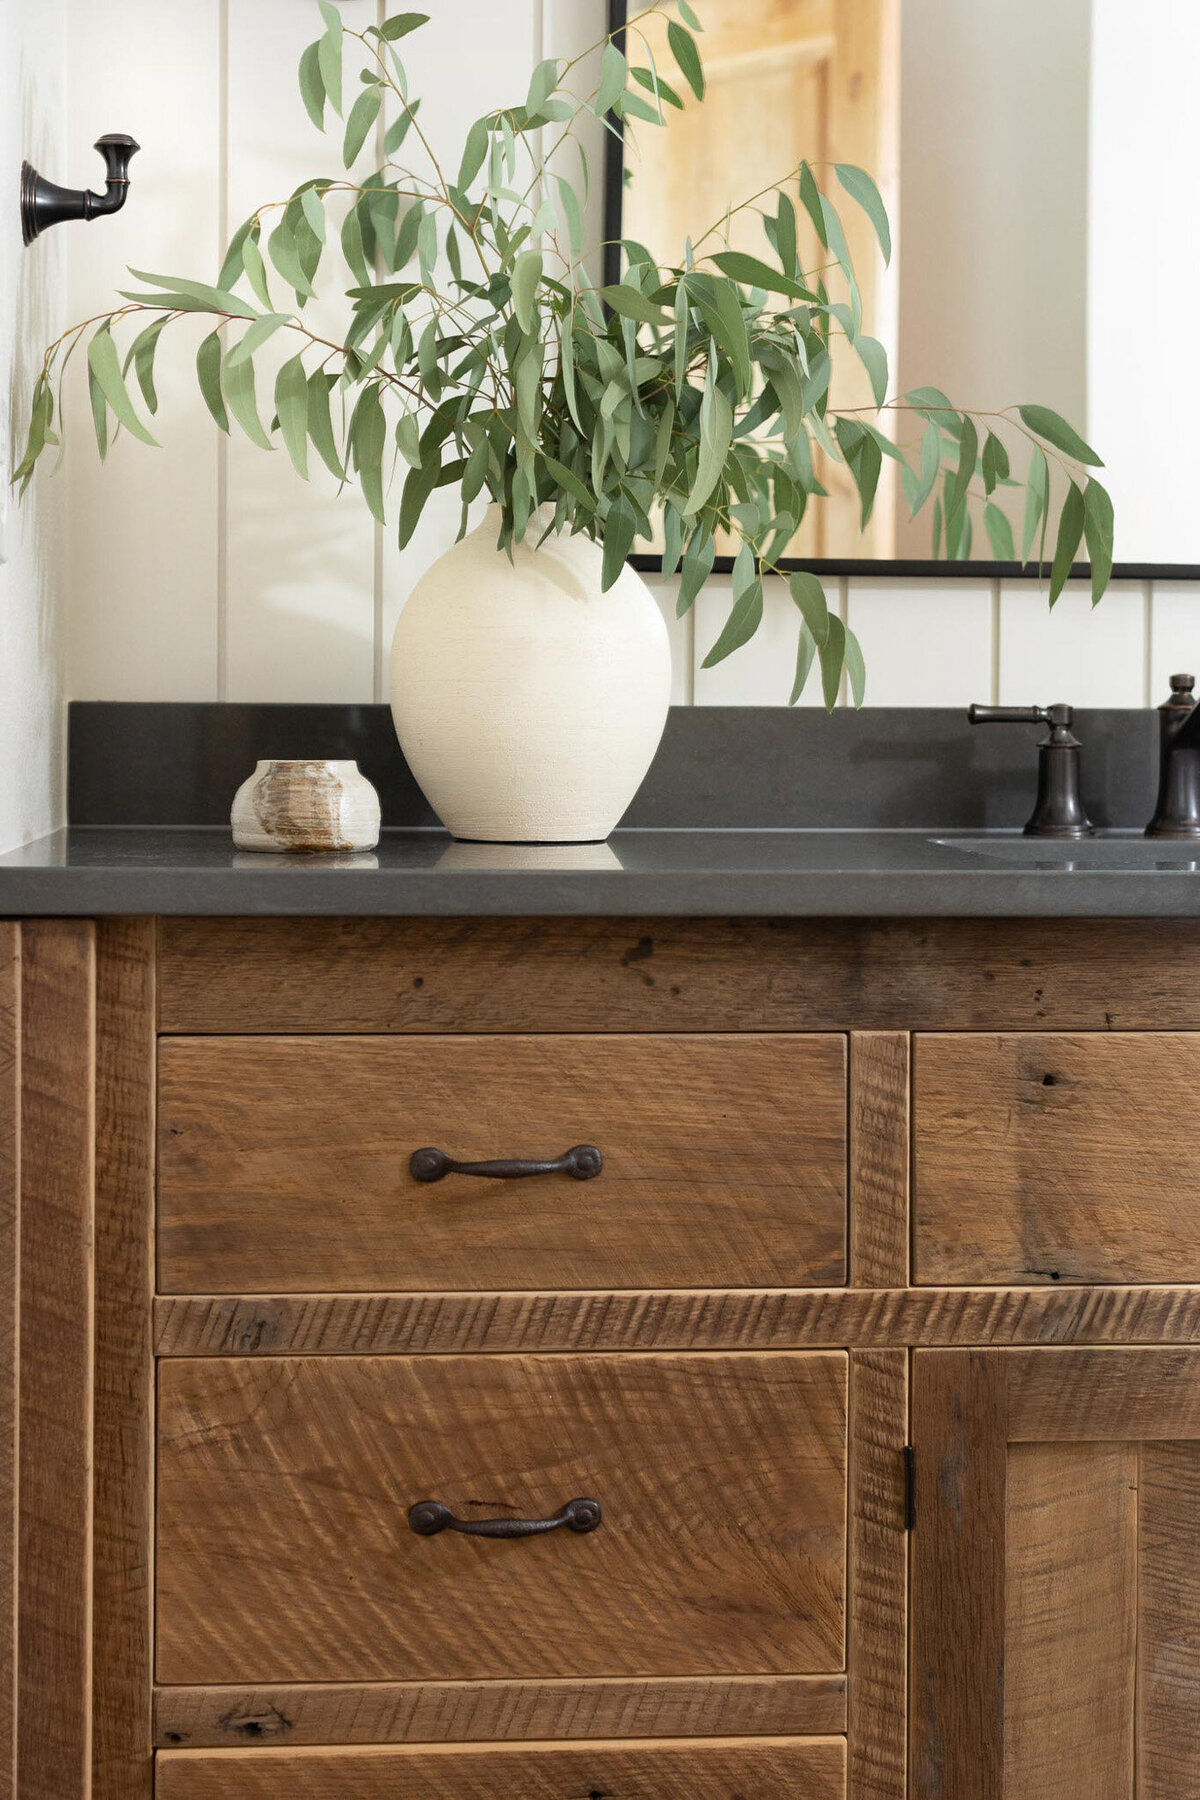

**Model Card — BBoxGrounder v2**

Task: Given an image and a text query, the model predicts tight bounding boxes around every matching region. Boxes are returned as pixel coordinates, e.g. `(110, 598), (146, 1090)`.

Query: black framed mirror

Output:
(603, 0), (1200, 582)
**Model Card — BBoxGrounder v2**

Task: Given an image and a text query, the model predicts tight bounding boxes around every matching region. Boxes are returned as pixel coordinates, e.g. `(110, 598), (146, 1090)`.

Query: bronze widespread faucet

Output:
(1146, 674), (1200, 839)
(967, 703), (1093, 838)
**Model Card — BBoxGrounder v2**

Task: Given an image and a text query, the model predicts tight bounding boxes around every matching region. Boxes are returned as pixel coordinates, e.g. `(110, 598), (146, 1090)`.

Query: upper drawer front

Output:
(155, 1739), (847, 1800)
(158, 1034), (847, 1293)
(914, 1032), (1199, 1284)
(156, 1351), (847, 1684)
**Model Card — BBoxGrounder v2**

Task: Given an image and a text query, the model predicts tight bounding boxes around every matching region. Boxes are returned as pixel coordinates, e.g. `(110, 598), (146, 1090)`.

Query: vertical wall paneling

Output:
(846, 580), (993, 707)
(222, 0), (378, 702)
(1148, 583), (1200, 702)
(998, 581), (1148, 707)
(66, 0), (223, 700)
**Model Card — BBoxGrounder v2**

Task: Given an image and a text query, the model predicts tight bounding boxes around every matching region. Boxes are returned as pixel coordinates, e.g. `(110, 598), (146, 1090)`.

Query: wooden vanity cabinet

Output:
(11, 913), (1200, 1800)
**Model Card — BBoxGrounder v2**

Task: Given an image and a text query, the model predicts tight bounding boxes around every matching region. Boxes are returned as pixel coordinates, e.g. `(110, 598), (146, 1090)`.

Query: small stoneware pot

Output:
(231, 760), (380, 853)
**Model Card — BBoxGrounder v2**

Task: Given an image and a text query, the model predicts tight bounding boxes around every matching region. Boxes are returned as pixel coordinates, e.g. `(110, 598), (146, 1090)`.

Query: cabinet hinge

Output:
(903, 1444), (916, 1531)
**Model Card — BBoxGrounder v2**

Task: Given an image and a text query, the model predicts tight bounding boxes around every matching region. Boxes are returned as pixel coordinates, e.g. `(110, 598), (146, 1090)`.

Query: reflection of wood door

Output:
(912, 1349), (1200, 1798)
(622, 0), (900, 557)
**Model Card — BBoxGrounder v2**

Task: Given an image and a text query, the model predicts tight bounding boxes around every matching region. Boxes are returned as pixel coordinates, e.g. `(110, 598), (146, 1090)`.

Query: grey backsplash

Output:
(68, 702), (1161, 832)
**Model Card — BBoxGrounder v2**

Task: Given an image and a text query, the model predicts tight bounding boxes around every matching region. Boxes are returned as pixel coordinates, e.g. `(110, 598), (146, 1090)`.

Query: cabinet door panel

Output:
(912, 1348), (1200, 1800)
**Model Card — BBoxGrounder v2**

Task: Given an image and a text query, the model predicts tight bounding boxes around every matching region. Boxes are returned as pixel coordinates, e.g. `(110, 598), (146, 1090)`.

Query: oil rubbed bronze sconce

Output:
(21, 134), (139, 245)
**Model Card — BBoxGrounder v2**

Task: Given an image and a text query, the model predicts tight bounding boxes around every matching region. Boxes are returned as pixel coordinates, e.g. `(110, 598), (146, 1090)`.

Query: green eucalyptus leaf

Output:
(908, 419), (941, 516)
(305, 370), (343, 479)
(709, 250), (813, 302)
(855, 333), (888, 407)
(1017, 403), (1103, 468)
(127, 268), (258, 318)
(790, 622), (818, 704)
(678, 531), (715, 612)
(797, 162), (828, 248)
(87, 327), (158, 446)
(274, 353), (310, 478)
(1021, 446), (1049, 565)
(667, 21), (704, 100)
(343, 86), (381, 165)
(788, 569), (830, 646)
(458, 117), (489, 191)
(298, 40), (326, 129)
(542, 452), (592, 508)
(221, 345), (273, 450)
(317, 0), (344, 118)
(1083, 477), (1114, 604)
(596, 42), (626, 116)
(843, 624), (866, 706)
(601, 285), (666, 326)
(948, 414), (977, 523)
(983, 500), (1015, 561)
(818, 611), (847, 710)
(525, 56), (560, 115)
(981, 429), (1009, 494)
(225, 312), (292, 367)
(1049, 479), (1085, 604)
(351, 383), (386, 522)
(242, 232), (272, 309)
(683, 378), (731, 515)
(196, 330), (229, 433)
(266, 219), (316, 300)
(378, 12), (429, 41)
(601, 494), (636, 590)
(678, 0), (703, 27)
(395, 411), (421, 470)
(512, 249), (543, 334)
(87, 362), (108, 461)
(833, 163), (891, 265)
(124, 315), (171, 415)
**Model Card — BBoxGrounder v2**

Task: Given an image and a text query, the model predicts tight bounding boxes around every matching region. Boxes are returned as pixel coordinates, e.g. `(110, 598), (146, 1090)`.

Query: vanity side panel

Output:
(0, 928), (17, 1800)
(18, 921), (95, 1800)
(92, 920), (156, 1800)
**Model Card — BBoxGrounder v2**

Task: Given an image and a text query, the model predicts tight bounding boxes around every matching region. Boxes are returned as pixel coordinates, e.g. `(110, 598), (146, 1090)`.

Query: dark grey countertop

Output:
(4, 826), (1200, 917)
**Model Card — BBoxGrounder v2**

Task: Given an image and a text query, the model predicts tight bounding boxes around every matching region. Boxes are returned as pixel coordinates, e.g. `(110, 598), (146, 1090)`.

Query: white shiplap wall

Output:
(61, 0), (1199, 710)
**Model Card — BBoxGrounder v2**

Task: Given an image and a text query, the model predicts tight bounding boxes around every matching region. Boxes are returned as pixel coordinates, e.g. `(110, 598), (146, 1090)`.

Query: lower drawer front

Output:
(155, 1738), (847, 1799)
(156, 1352), (847, 1684)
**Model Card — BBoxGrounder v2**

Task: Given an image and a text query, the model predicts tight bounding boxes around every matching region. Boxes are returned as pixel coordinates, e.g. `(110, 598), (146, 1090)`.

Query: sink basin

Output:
(933, 834), (1200, 870)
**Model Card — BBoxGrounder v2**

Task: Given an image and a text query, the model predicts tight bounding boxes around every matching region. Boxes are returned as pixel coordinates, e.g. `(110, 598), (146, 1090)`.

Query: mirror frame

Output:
(602, 0), (1197, 582)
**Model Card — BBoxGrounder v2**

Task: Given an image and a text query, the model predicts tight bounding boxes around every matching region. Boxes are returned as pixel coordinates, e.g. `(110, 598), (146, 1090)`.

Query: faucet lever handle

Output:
(968, 705), (1049, 726)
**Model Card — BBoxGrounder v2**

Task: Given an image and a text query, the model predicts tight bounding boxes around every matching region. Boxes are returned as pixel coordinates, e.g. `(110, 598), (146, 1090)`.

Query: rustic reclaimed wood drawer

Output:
(155, 1351), (848, 1685)
(154, 1736), (848, 1799)
(913, 1032), (1200, 1284)
(157, 1033), (849, 1292)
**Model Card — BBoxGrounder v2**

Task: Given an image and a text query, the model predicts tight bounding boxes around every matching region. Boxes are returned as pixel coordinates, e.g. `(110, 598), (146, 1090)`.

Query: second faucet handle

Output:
(967, 702), (1093, 838)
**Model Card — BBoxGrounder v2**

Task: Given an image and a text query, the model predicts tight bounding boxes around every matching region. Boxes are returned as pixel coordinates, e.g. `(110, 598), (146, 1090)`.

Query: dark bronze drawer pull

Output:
(409, 1144), (603, 1183)
(408, 1496), (602, 1539)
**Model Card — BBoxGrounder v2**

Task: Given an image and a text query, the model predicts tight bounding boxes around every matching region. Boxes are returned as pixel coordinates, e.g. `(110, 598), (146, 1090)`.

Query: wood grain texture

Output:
(847, 1351), (907, 1800)
(0, 928), (17, 1800)
(92, 920), (156, 1800)
(156, 1352), (847, 1685)
(157, 1034), (847, 1294)
(1137, 1442), (1200, 1795)
(155, 916), (1200, 1035)
(153, 1675), (848, 1749)
(155, 1736), (848, 1800)
(18, 921), (95, 1800)
(155, 1283), (1200, 1357)
(848, 1034), (909, 1288)
(914, 1033), (1200, 1285)
(1004, 1442), (1137, 1800)
(910, 1351), (1006, 1800)
(1007, 1347), (1200, 1440)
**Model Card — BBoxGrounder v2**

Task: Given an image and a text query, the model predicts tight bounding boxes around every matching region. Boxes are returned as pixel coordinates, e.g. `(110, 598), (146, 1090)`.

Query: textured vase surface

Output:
(230, 760), (381, 853)
(390, 505), (672, 842)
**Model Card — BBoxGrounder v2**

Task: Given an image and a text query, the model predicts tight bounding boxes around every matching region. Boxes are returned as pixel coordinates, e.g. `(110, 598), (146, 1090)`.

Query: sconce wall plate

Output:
(21, 134), (139, 245)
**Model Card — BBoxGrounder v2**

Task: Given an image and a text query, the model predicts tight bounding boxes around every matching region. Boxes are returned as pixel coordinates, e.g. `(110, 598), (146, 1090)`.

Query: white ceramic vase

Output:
(389, 505), (672, 842)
